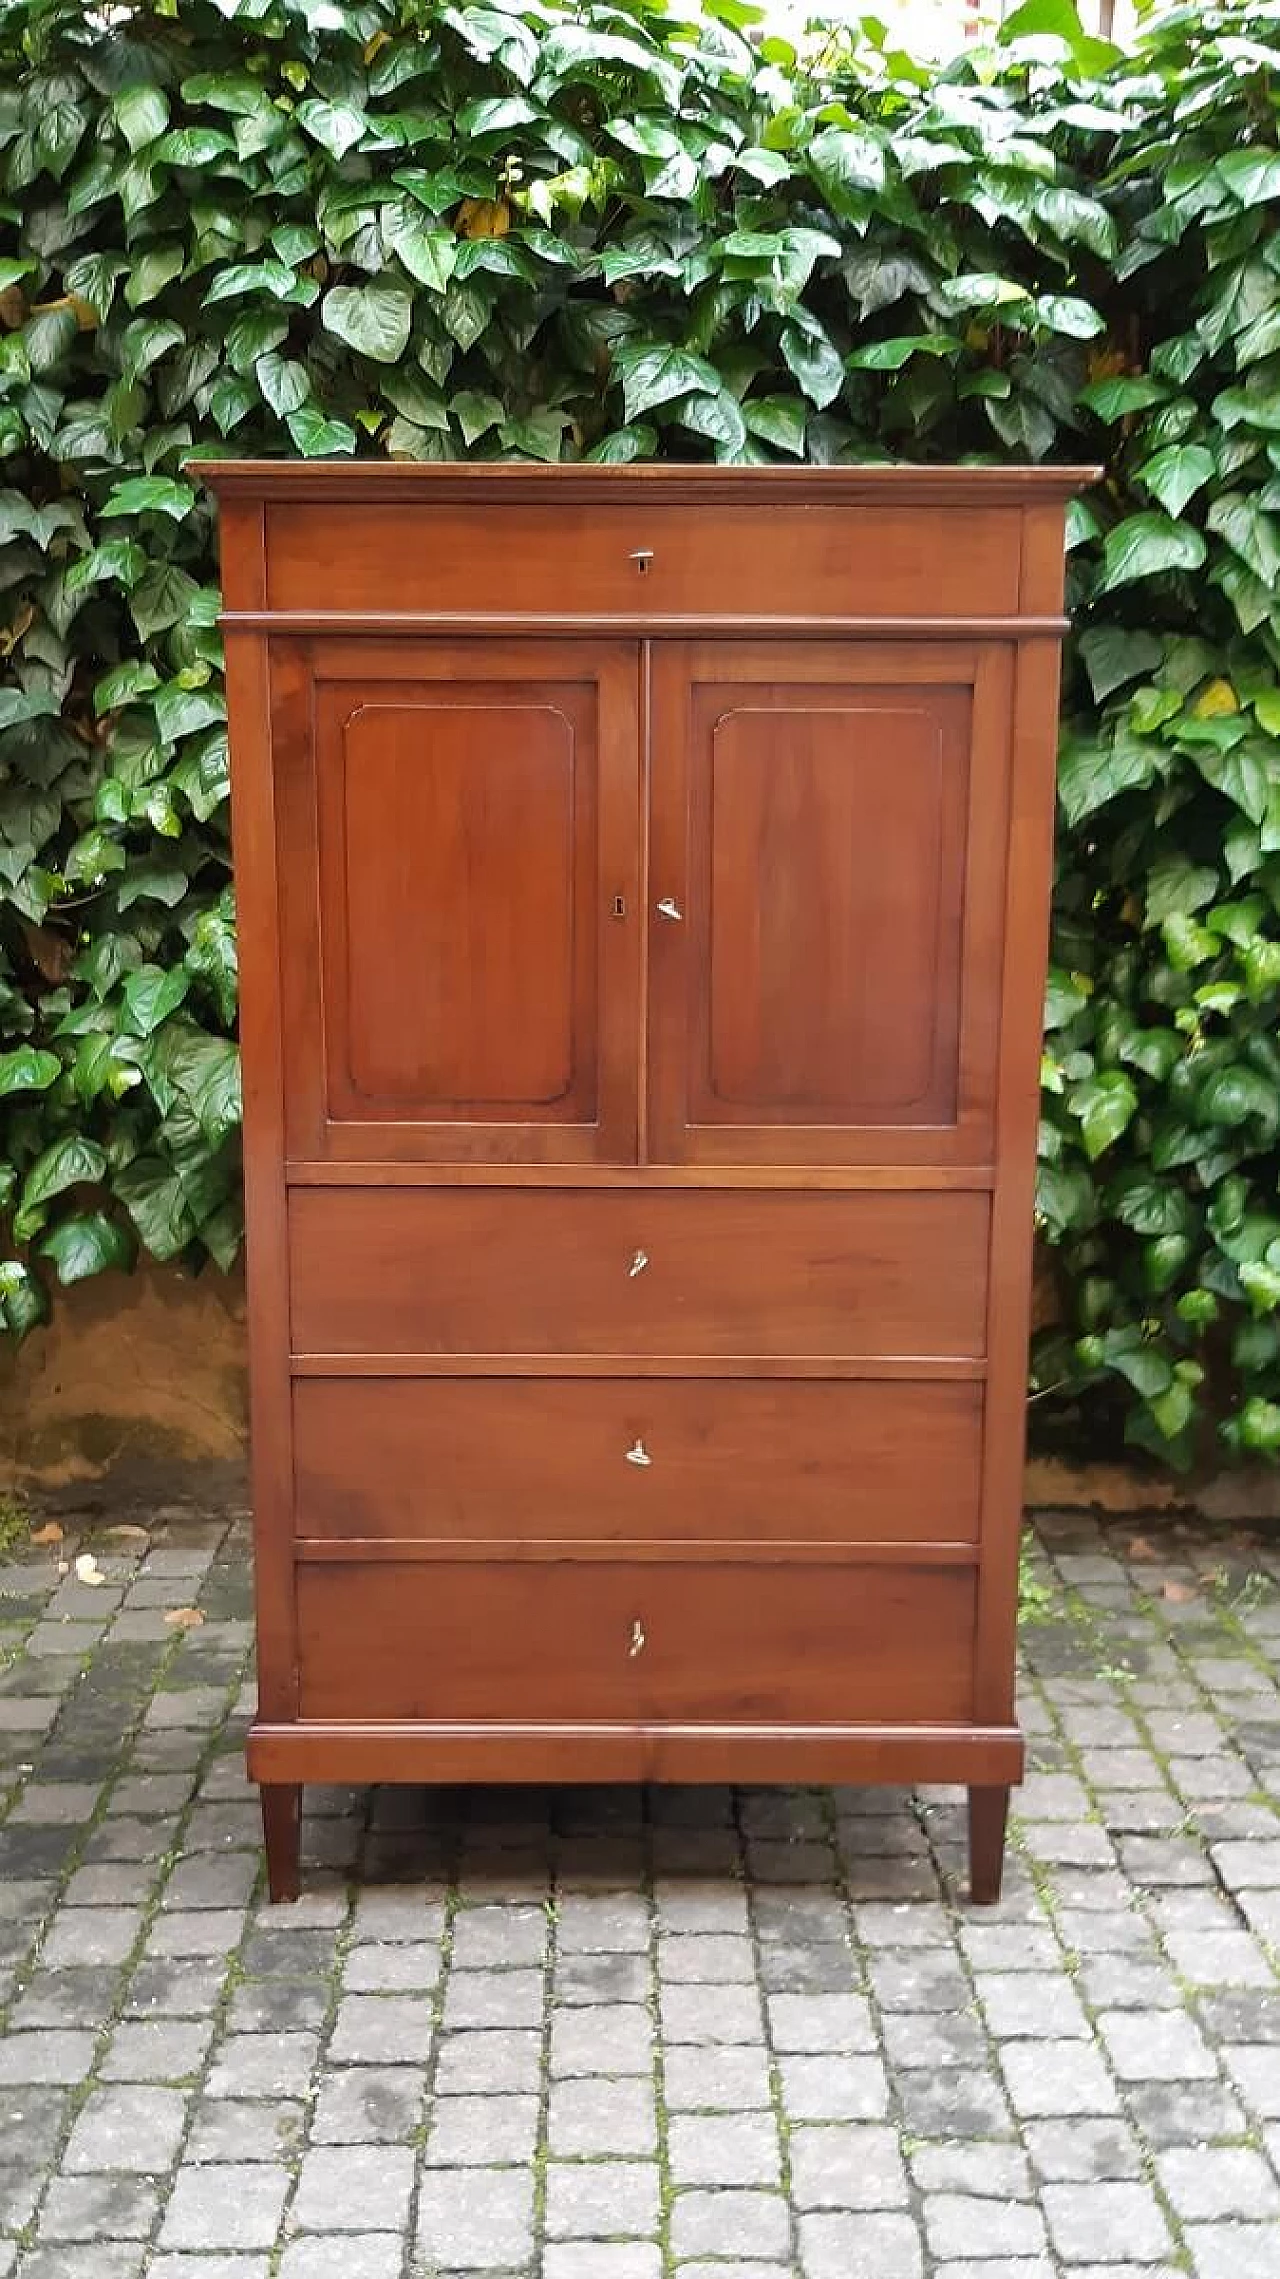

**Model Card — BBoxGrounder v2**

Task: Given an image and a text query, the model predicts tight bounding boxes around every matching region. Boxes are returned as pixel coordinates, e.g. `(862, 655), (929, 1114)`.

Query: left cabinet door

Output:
(271, 639), (642, 1165)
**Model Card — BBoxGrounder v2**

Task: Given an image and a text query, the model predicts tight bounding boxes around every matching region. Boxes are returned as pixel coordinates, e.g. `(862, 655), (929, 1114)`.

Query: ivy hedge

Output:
(1, 0), (1279, 1473)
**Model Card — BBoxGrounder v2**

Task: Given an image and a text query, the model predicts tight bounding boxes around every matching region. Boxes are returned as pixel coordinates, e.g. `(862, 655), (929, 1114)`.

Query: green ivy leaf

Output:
(1099, 514), (1207, 592)
(39, 1212), (134, 1286)
(20, 1134), (107, 1212)
(1072, 1071), (1139, 1160)
(121, 964), (191, 1038)
(101, 476), (197, 523)
(382, 199), (458, 293)
(113, 84), (170, 154)
(1134, 444), (1215, 520)
(0, 1046), (60, 1098)
(613, 339), (722, 422)
(322, 282), (412, 366)
(286, 407), (358, 458)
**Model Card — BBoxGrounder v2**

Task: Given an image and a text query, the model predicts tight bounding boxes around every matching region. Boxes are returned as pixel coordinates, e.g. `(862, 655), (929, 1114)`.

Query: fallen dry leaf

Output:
(29, 1522), (63, 1546)
(163, 1607), (205, 1630)
(56, 1559), (69, 1577)
(1126, 1535), (1159, 1562)
(1161, 1578), (1199, 1603)
(107, 1524), (149, 1543)
(74, 1552), (106, 1587)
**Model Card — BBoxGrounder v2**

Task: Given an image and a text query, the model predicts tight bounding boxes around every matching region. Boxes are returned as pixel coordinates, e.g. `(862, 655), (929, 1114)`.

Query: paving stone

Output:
(1185, 2223), (1280, 2279)
(776, 2052), (890, 2121)
(895, 2068), (1014, 2138)
(441, 1967), (543, 2030)
(789, 2122), (908, 2208)
(343, 1941), (441, 1993)
(544, 2250), (661, 2279)
(1124, 2077), (1249, 2145)
(555, 1949), (649, 2003)
(882, 2009), (990, 2069)
(415, 2167), (534, 2268)
(101, 2017), (216, 2080)
(39, 1906), (143, 1967)
(38, 2174), (159, 2240)
(550, 2004), (653, 2075)
(547, 2075), (658, 2155)
(662, 1982), (764, 2044)
(1221, 2045), (1280, 2118)
(434, 2028), (542, 2095)
(0, 2029), (95, 2084)
(64, 2083), (188, 2172)
(1024, 2120), (1145, 2181)
(149, 2261), (271, 2279)
(1041, 2181), (1173, 2263)
(1096, 2006), (1216, 2080)
(15, 2249), (144, 2279)
(545, 2160), (660, 2238)
(554, 1894), (650, 1951)
(278, 2241), (403, 2279)
(205, 2030), (320, 2097)
(923, 2195), (1050, 2260)
(668, 2112), (782, 2188)
(1001, 2039), (1120, 2118)
(798, 2208), (924, 2277)
(326, 1996), (433, 2066)
(293, 2144), (415, 2233)
(1156, 2146), (1280, 2221)
(671, 2188), (791, 2259)
(158, 2163), (290, 2250)
(977, 1973), (1090, 2039)
(186, 2099), (307, 2164)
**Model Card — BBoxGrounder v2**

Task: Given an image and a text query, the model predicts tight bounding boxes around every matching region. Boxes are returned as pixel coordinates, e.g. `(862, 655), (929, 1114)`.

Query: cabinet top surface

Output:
(194, 460), (1098, 507)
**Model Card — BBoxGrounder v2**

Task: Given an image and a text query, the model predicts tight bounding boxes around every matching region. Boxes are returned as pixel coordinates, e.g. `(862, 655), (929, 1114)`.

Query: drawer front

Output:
(265, 502), (1022, 621)
(288, 1190), (989, 1360)
(293, 1378), (983, 1545)
(296, 1561), (976, 1724)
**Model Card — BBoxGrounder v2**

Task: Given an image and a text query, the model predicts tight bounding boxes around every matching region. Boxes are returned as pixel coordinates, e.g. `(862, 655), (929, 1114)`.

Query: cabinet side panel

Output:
(220, 503), (296, 1722)
(975, 608), (1065, 1721)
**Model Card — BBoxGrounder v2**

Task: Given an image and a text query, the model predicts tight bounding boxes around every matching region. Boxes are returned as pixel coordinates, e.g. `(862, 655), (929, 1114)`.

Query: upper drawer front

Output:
(293, 1378), (983, 1545)
(264, 502), (1023, 620)
(288, 1189), (989, 1360)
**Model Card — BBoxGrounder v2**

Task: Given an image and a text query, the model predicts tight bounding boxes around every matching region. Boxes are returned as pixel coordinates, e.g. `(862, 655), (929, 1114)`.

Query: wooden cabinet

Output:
(204, 462), (1089, 1905)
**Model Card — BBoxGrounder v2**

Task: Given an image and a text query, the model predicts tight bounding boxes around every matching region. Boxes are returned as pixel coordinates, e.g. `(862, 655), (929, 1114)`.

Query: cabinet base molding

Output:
(249, 1724), (1023, 1905)
(248, 1718), (1024, 1786)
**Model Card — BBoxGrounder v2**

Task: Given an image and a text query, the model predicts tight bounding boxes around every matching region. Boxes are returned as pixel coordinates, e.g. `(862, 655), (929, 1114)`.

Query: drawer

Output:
(264, 501), (1022, 621)
(288, 1190), (989, 1360)
(295, 1561), (976, 1724)
(293, 1379), (983, 1545)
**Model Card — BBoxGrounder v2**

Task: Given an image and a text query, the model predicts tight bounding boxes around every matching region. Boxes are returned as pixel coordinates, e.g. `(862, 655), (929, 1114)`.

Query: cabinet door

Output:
(274, 639), (640, 1164)
(648, 641), (1012, 1168)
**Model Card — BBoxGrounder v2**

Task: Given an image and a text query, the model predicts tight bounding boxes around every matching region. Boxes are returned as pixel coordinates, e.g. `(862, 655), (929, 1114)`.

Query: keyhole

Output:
(629, 1619), (647, 1657)
(612, 895), (627, 919)
(630, 549), (654, 576)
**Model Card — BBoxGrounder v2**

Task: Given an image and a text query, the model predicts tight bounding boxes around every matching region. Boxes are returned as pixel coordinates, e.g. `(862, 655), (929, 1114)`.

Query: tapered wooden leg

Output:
(261, 1783), (301, 1905)
(968, 1784), (1010, 1906)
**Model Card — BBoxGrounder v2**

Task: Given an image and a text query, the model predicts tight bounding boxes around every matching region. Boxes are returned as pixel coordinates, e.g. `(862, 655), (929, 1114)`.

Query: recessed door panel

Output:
(648, 641), (1011, 1167)
(274, 640), (640, 1164)
(337, 697), (576, 1110)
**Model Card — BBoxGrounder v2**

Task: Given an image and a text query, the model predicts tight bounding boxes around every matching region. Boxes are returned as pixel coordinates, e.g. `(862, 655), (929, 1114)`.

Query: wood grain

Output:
(291, 1377), (984, 1545)
(296, 1560), (977, 1724)
(287, 1187), (990, 1360)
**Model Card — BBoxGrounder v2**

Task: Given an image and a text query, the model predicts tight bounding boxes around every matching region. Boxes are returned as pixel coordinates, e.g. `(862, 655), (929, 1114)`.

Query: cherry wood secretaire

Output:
(202, 462), (1091, 1904)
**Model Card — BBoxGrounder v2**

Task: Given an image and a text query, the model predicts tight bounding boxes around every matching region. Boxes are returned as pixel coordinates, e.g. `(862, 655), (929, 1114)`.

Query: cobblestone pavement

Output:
(0, 1504), (1278, 2279)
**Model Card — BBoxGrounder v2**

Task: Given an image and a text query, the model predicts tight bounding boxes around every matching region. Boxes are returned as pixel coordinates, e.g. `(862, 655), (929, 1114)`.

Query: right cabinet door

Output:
(647, 640), (1013, 1168)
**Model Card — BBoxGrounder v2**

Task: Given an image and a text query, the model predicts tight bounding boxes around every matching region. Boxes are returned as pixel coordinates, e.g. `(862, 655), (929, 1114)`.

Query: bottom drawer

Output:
(295, 1562), (975, 1725)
